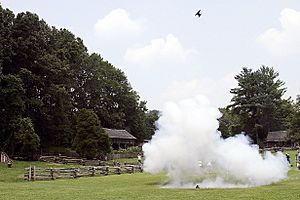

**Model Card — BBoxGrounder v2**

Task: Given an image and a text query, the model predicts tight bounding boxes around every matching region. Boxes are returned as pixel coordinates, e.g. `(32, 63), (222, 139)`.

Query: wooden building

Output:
(265, 131), (291, 147)
(103, 128), (136, 150)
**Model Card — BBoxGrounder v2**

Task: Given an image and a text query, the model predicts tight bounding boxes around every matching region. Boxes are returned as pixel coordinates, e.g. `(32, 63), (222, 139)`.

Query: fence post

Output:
(139, 165), (143, 172)
(101, 166), (108, 175)
(91, 167), (95, 176)
(32, 166), (36, 181)
(28, 166), (32, 181)
(50, 168), (54, 180)
(72, 169), (78, 178)
(116, 167), (121, 175)
(1, 152), (7, 163)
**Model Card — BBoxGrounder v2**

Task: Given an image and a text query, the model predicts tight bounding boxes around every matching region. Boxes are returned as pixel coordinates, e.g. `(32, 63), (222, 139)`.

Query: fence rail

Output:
(24, 164), (142, 181)
(39, 153), (139, 165)
(260, 146), (298, 153)
(39, 156), (108, 166)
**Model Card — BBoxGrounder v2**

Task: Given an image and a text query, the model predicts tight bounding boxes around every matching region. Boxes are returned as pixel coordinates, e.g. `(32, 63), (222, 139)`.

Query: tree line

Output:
(218, 66), (300, 146)
(1, 5), (299, 159)
(0, 6), (159, 159)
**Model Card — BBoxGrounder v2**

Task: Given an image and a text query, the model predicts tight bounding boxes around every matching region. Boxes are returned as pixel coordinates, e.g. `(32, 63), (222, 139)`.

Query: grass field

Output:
(1, 151), (300, 200)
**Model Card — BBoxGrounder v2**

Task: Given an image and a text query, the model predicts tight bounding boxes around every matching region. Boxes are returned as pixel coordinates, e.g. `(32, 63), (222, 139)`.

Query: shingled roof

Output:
(103, 128), (136, 140)
(266, 131), (289, 142)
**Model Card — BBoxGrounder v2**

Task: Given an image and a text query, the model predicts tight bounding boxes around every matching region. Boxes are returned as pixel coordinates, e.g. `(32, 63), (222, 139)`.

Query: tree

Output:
(73, 109), (111, 159)
(73, 53), (152, 142)
(273, 98), (295, 131)
(75, 53), (127, 129)
(218, 107), (242, 138)
(0, 5), (14, 69)
(15, 118), (40, 160)
(121, 93), (148, 143)
(0, 73), (25, 153)
(229, 66), (286, 145)
(0, 6), (158, 156)
(4, 11), (51, 75)
(291, 96), (300, 142)
(42, 84), (74, 146)
(144, 110), (160, 140)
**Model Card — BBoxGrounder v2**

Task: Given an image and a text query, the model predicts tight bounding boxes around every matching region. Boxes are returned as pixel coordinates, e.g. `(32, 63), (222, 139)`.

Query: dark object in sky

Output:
(195, 10), (202, 18)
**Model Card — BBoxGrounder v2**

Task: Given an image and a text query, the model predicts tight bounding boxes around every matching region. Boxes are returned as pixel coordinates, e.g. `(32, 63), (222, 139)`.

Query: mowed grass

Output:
(0, 152), (300, 200)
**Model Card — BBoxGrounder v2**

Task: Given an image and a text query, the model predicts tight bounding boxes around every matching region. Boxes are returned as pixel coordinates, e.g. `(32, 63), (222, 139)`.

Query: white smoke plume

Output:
(142, 95), (289, 188)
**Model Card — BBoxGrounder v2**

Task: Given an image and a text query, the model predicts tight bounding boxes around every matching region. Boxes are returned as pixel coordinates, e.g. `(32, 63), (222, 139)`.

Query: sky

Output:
(1, 0), (300, 110)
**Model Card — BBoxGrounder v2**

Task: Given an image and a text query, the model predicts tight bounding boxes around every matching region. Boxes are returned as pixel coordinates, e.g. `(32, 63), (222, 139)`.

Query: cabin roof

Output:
(103, 128), (136, 140)
(266, 131), (289, 142)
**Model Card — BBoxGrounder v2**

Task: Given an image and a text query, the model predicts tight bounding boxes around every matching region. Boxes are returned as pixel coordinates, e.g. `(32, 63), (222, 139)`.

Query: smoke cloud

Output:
(142, 95), (289, 188)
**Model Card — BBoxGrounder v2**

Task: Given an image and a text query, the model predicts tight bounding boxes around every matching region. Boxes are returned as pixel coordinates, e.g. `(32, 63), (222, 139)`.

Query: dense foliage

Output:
(0, 6), (159, 157)
(218, 66), (299, 145)
(73, 109), (110, 159)
(14, 118), (40, 159)
(290, 96), (300, 142)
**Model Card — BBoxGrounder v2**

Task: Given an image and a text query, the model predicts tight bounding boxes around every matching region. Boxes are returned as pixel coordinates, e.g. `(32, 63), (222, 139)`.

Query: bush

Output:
(15, 118), (40, 160)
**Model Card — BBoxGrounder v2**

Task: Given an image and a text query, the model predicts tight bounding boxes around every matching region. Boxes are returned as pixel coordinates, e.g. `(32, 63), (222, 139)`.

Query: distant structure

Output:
(265, 131), (291, 148)
(195, 9), (202, 18)
(103, 128), (136, 150)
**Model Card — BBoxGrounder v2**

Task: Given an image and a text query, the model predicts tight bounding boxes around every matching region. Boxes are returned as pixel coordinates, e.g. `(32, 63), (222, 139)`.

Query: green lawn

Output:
(0, 152), (300, 200)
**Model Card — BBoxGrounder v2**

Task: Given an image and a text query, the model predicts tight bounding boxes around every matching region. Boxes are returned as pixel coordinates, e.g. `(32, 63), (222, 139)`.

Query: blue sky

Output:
(2, 0), (300, 109)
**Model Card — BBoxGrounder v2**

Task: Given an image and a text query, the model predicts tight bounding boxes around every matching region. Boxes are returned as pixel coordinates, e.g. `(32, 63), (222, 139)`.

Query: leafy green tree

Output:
(76, 53), (127, 129)
(291, 96), (300, 142)
(0, 73), (25, 153)
(218, 107), (243, 138)
(144, 110), (160, 140)
(229, 66), (286, 145)
(0, 6), (158, 155)
(121, 93), (148, 143)
(42, 84), (73, 146)
(15, 118), (40, 160)
(8, 15), (86, 149)
(0, 5), (14, 69)
(274, 98), (295, 131)
(74, 53), (151, 142)
(73, 109), (111, 159)
(5, 11), (51, 74)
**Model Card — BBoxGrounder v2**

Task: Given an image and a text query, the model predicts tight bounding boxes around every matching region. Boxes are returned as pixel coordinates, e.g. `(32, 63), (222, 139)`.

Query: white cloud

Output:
(258, 8), (300, 56)
(161, 73), (237, 108)
(124, 34), (199, 68)
(94, 8), (143, 39)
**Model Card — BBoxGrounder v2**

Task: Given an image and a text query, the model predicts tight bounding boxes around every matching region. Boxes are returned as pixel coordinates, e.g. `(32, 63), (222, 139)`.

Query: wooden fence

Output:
(39, 156), (108, 166)
(39, 154), (138, 165)
(0, 152), (13, 166)
(108, 153), (138, 160)
(259, 146), (298, 153)
(24, 164), (142, 181)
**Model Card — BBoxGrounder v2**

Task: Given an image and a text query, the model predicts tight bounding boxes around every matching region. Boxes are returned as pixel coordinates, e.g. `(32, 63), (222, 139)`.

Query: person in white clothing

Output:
(137, 153), (142, 164)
